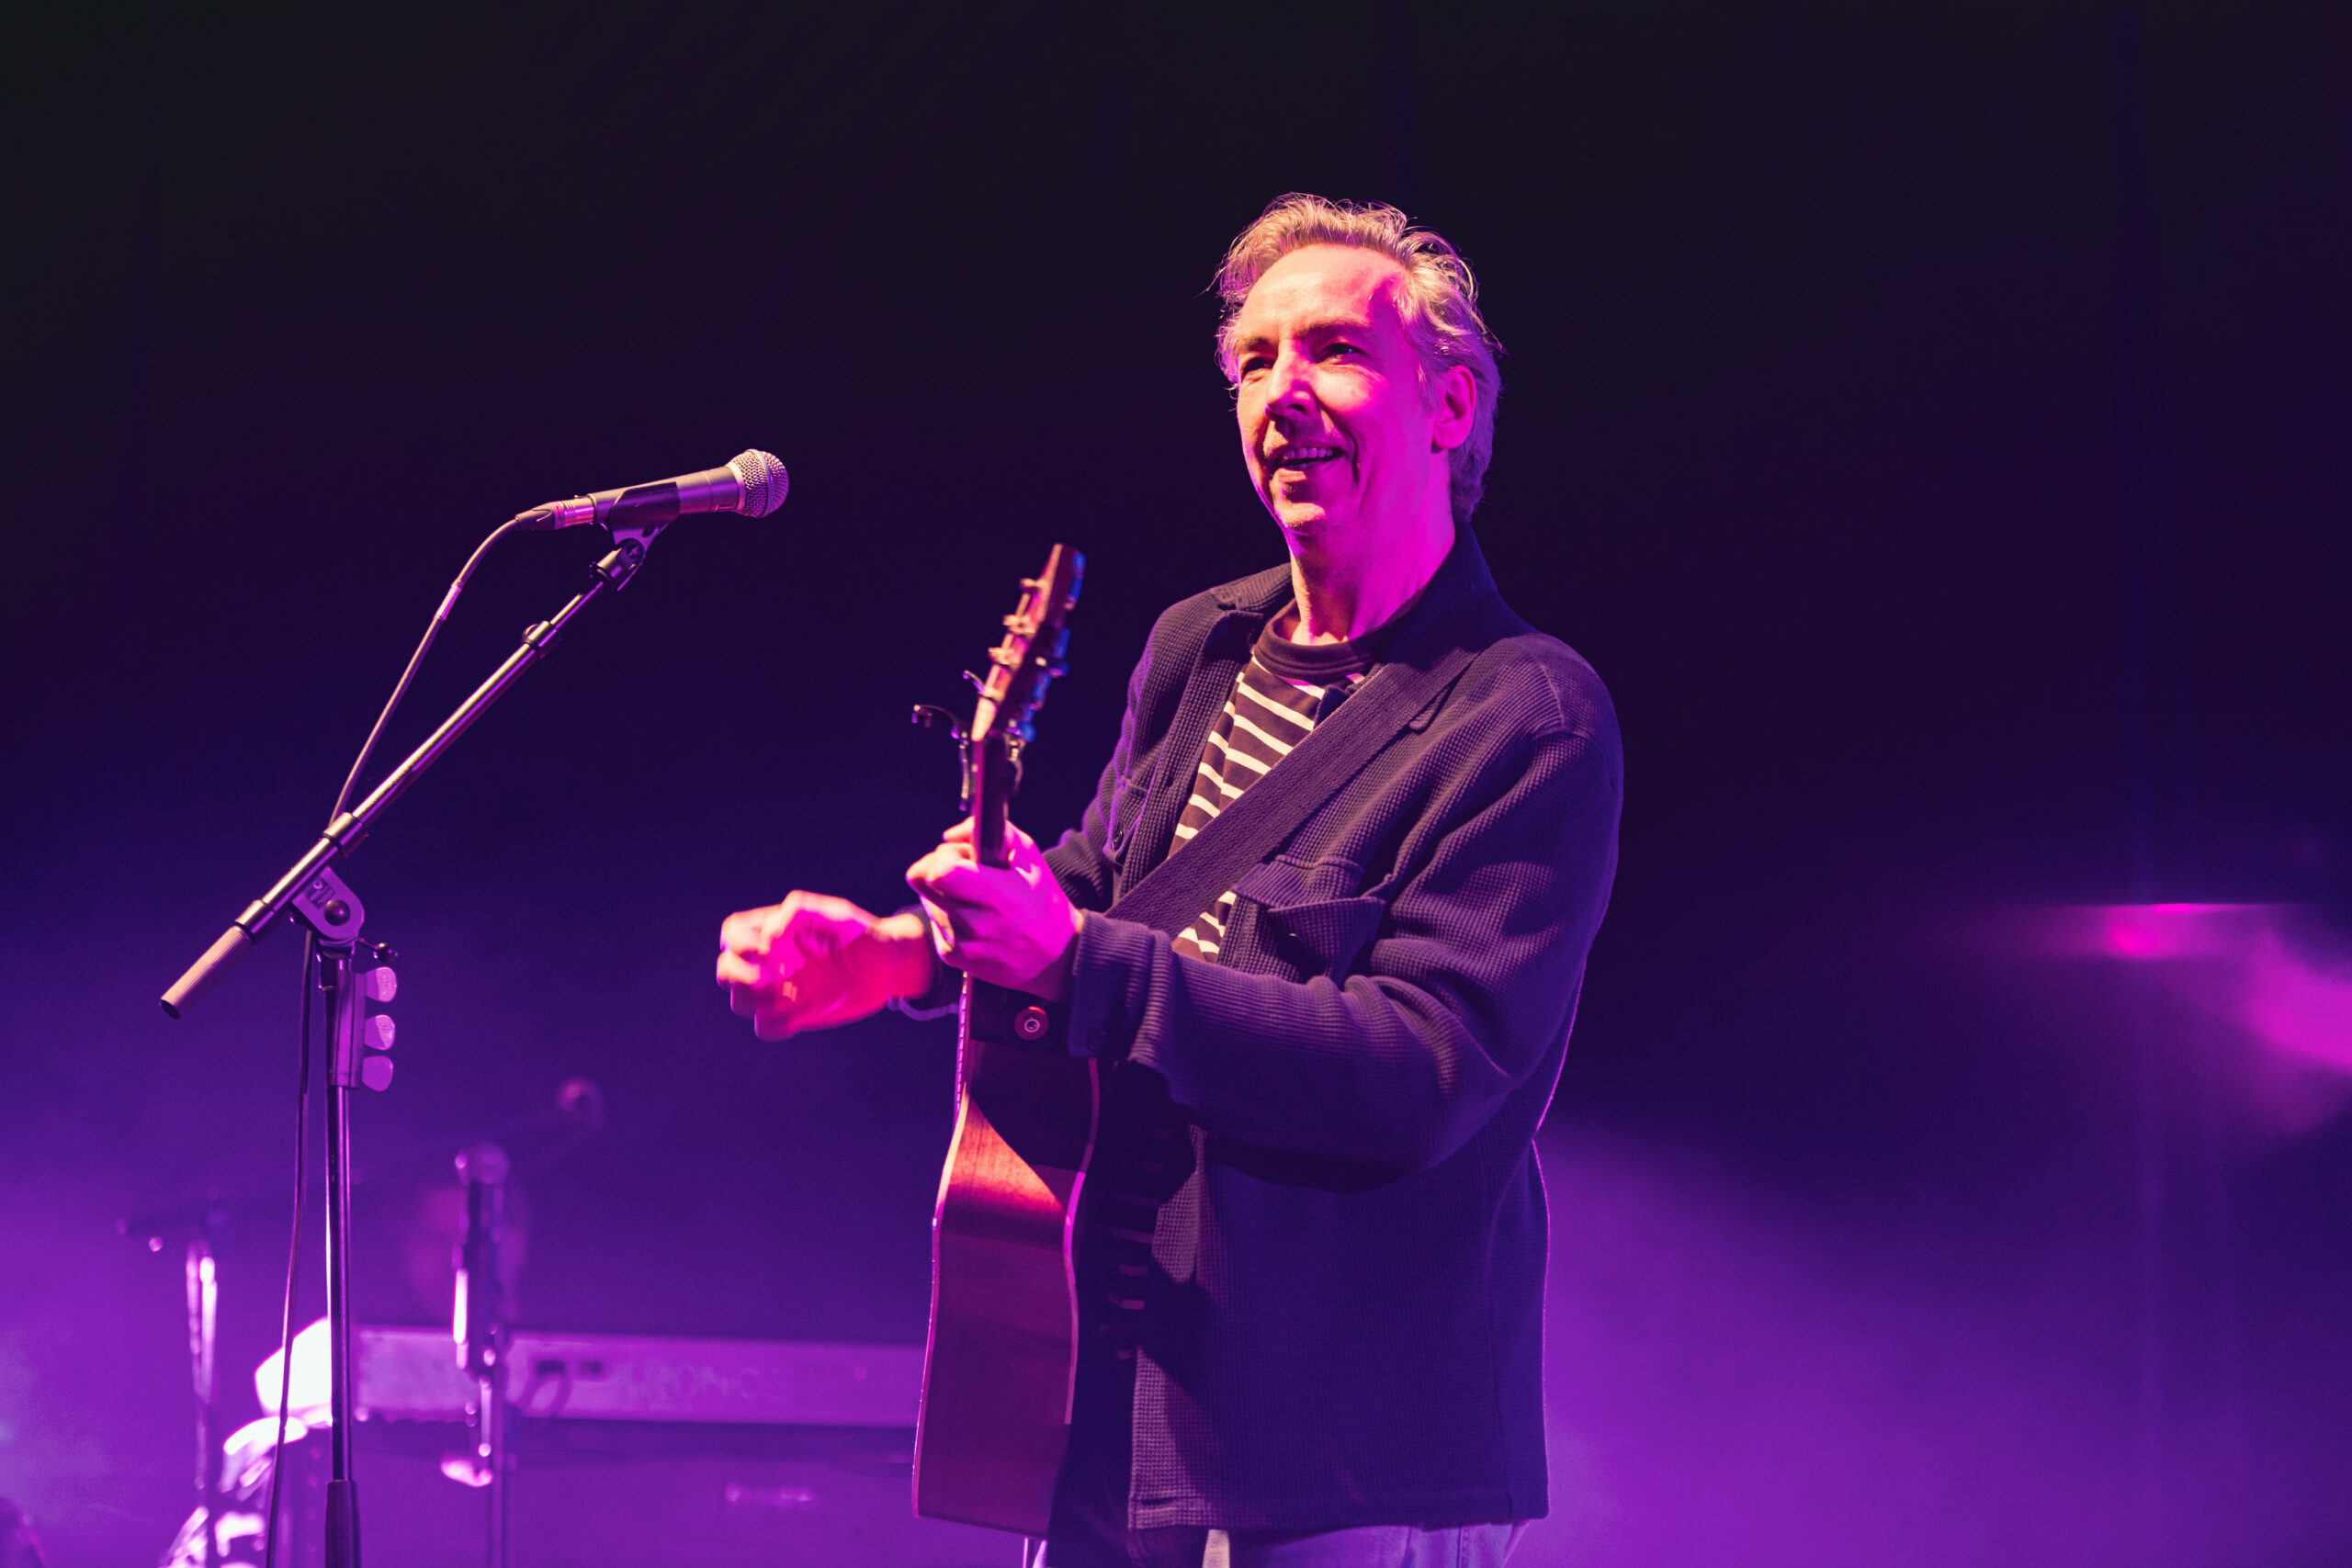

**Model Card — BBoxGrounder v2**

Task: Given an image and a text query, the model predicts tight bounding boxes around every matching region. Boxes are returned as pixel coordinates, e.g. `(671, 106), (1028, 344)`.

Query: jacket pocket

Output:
(1227, 859), (1386, 979)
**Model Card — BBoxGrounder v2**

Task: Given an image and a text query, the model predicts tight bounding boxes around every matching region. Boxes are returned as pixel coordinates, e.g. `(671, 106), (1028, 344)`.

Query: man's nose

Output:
(1261, 344), (1317, 415)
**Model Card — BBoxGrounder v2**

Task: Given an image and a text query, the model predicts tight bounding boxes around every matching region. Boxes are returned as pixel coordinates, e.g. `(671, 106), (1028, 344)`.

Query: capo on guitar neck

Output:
(910, 704), (966, 743)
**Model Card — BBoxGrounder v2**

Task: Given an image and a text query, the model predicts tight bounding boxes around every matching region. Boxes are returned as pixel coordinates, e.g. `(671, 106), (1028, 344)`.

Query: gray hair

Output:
(1214, 194), (1505, 524)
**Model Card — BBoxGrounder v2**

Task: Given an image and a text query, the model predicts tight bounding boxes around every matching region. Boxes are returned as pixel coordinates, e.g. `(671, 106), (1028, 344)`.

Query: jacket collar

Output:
(1206, 524), (1501, 650)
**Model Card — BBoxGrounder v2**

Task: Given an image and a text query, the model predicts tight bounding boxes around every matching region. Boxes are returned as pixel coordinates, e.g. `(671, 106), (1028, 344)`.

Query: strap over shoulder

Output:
(1104, 531), (1516, 936)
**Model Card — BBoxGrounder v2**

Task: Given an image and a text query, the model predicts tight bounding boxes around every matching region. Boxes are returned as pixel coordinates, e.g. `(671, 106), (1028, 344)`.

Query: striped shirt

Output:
(1170, 612), (1385, 959)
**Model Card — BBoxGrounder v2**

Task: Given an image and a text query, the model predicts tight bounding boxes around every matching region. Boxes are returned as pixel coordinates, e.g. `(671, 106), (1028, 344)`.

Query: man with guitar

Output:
(718, 194), (1621, 1567)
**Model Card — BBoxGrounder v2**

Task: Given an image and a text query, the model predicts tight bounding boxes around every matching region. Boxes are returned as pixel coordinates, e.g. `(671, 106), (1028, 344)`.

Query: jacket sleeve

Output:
(1061, 714), (1621, 1174)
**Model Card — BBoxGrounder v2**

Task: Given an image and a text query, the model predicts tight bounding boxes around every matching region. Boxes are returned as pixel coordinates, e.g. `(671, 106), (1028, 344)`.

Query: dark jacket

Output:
(1038, 527), (1623, 1531)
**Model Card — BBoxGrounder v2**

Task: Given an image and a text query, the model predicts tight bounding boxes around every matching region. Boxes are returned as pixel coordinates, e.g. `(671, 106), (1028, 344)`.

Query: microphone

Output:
(514, 449), (788, 532)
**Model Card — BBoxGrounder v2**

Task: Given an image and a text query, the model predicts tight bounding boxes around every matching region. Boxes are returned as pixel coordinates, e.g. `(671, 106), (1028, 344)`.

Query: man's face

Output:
(1229, 243), (1457, 546)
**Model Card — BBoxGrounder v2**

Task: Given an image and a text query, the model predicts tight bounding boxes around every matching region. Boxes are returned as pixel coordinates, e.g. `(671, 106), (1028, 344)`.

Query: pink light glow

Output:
(2080, 903), (2352, 1078)
(2097, 902), (2256, 962)
(2242, 928), (2352, 1075)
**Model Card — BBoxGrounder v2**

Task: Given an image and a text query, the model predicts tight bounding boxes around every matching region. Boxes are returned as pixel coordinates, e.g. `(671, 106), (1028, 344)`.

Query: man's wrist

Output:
(1019, 907), (1082, 1004)
(872, 909), (938, 998)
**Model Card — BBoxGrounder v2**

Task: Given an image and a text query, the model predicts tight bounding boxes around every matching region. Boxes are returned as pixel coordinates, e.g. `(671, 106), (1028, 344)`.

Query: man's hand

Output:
(905, 819), (1081, 1002)
(716, 892), (934, 1040)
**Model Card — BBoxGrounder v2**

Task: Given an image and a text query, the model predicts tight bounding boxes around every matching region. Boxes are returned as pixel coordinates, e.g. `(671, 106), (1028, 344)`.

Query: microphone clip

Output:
(591, 536), (654, 592)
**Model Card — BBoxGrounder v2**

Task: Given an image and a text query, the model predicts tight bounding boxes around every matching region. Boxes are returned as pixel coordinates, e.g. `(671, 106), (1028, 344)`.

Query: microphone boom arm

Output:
(162, 536), (659, 1016)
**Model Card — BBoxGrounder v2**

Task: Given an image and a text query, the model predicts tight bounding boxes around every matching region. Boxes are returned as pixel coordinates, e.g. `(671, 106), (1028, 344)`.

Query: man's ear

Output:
(1430, 365), (1476, 453)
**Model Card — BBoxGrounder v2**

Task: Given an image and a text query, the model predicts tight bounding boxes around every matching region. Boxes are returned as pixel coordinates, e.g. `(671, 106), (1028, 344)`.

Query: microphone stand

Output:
(185, 1209), (226, 1568)
(160, 526), (673, 1568)
(454, 1145), (514, 1568)
(162, 526), (669, 1020)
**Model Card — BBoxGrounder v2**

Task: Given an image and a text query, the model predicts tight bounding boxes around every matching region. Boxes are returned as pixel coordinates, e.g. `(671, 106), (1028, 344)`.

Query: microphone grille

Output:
(729, 450), (790, 518)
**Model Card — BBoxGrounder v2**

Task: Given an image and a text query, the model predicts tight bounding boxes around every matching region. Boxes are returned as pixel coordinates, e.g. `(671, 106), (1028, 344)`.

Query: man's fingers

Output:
(906, 853), (989, 924)
(719, 891), (881, 985)
(718, 906), (781, 958)
(745, 946), (878, 1037)
(777, 889), (870, 953)
(752, 979), (820, 1039)
(906, 840), (978, 883)
(717, 949), (770, 988)
(717, 938), (807, 989)
(719, 889), (904, 1040)
(910, 821), (1044, 885)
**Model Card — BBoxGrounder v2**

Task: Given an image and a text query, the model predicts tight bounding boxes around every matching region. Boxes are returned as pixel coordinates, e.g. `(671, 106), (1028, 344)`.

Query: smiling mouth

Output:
(1268, 444), (1344, 474)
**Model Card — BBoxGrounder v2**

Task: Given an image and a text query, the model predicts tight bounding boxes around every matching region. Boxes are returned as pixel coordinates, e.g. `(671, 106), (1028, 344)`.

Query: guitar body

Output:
(914, 981), (1099, 1533)
(908, 543), (1095, 1536)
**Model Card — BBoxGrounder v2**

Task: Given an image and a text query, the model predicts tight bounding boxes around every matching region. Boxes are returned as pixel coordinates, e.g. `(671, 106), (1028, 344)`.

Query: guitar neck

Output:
(952, 540), (1080, 874)
(970, 728), (1017, 870)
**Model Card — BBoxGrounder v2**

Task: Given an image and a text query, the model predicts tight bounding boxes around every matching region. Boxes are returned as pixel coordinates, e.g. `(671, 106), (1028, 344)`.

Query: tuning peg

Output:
(366, 1014), (395, 1052)
(361, 1056), (395, 1092)
(361, 966), (398, 1003)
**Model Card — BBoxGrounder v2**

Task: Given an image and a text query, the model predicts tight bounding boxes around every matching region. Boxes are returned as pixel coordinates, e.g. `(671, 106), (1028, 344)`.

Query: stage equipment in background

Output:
(355, 1327), (923, 1427)
(155, 453), (783, 1568)
(117, 1197), (234, 1566)
(165, 1328), (962, 1568)
(907, 545), (1092, 1537)
(141, 1081), (598, 1568)
(451, 1145), (516, 1564)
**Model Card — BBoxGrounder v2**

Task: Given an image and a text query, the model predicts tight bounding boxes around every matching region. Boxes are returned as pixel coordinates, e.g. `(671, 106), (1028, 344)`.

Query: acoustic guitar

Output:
(910, 544), (1098, 1536)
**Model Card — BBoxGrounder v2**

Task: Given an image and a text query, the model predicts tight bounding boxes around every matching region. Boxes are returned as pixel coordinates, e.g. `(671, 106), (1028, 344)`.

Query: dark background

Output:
(4, 3), (2349, 1564)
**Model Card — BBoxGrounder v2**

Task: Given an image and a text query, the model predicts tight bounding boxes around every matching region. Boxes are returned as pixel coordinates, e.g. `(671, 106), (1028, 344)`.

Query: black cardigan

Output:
(1035, 526), (1623, 1531)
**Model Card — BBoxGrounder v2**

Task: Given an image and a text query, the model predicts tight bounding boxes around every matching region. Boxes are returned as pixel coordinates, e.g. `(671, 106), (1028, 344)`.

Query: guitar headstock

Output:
(972, 543), (1083, 753)
(912, 545), (1084, 867)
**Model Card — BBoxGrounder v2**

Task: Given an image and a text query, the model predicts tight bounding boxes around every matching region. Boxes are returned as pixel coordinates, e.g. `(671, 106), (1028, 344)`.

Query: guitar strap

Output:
(1102, 585), (1510, 937)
